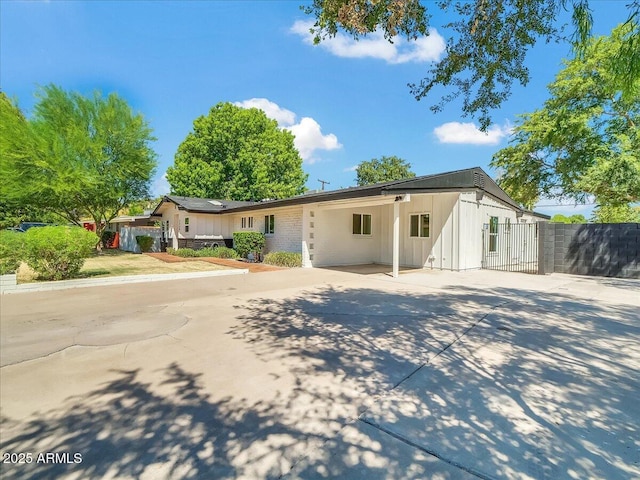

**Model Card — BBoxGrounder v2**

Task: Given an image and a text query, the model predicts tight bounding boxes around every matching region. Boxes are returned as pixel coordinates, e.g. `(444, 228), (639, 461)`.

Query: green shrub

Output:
(263, 251), (302, 267)
(0, 230), (25, 275)
(135, 235), (154, 252)
(23, 226), (96, 280)
(233, 231), (265, 258)
(171, 248), (199, 257)
(198, 246), (239, 259)
(166, 247), (176, 255)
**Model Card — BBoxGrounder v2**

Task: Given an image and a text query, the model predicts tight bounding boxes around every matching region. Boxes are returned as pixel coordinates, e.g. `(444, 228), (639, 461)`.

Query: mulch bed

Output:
(145, 252), (284, 273)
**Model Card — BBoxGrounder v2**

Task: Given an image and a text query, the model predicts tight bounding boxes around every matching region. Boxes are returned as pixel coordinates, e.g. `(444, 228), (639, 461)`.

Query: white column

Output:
(393, 201), (400, 278)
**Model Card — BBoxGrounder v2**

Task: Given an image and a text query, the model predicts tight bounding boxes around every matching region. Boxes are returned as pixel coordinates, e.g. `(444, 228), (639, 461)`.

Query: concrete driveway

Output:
(1, 268), (638, 479)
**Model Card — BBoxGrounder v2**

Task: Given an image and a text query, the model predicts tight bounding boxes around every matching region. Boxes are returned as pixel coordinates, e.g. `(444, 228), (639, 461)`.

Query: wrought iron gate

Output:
(482, 222), (539, 274)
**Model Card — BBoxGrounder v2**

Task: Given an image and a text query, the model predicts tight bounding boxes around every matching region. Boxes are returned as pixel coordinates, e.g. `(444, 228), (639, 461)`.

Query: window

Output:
(489, 216), (498, 252)
(352, 214), (372, 235)
(184, 217), (190, 233)
(409, 214), (430, 238)
(241, 216), (253, 229)
(264, 215), (275, 235)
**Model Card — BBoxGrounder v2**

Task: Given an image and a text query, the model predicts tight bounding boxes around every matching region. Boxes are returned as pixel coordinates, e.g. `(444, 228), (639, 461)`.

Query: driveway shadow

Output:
(1, 282), (638, 479)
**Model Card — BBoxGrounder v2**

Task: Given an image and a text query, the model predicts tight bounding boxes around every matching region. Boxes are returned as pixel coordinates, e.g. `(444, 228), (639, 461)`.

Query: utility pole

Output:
(318, 179), (330, 191)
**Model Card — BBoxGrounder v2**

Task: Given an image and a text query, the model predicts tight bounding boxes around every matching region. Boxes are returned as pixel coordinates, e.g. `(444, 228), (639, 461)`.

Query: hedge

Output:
(198, 246), (239, 259)
(263, 251), (302, 267)
(0, 230), (24, 275)
(233, 231), (265, 258)
(23, 226), (96, 280)
(167, 247), (239, 259)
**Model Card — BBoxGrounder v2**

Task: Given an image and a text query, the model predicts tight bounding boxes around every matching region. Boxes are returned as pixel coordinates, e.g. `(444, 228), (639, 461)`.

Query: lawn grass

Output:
(17, 250), (228, 283)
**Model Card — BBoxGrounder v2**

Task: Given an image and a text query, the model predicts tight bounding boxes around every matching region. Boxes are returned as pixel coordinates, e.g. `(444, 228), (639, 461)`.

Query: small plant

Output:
(0, 230), (24, 275)
(263, 251), (302, 267)
(23, 226), (96, 280)
(135, 235), (154, 253)
(233, 231), (265, 259)
(166, 247), (176, 255)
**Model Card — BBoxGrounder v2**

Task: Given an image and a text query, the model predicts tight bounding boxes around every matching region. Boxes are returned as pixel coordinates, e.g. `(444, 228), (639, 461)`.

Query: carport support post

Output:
(393, 201), (400, 277)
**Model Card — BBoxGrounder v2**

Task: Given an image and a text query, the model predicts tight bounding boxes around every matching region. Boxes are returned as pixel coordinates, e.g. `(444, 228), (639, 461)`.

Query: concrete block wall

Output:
(540, 223), (639, 279)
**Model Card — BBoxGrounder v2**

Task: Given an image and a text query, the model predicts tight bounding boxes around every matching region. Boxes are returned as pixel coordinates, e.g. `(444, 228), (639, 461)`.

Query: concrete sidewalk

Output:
(1, 269), (638, 479)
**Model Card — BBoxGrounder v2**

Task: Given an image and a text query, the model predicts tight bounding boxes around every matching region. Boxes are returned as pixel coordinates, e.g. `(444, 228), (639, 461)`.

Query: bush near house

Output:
(167, 247), (239, 259)
(0, 230), (24, 275)
(135, 235), (154, 252)
(263, 252), (302, 268)
(233, 231), (265, 259)
(23, 226), (96, 280)
(198, 246), (239, 259)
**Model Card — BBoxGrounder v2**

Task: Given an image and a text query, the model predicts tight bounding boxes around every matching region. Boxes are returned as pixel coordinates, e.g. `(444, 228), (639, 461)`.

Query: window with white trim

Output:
(241, 216), (254, 229)
(184, 217), (190, 233)
(489, 216), (498, 252)
(352, 214), (372, 235)
(264, 214), (275, 235)
(409, 213), (430, 238)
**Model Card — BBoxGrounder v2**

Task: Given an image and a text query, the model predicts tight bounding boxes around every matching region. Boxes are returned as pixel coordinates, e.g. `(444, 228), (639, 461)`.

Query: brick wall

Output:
(539, 223), (639, 279)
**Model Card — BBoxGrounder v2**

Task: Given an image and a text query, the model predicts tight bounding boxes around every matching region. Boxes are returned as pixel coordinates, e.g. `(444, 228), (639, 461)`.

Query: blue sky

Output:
(1, 1), (631, 217)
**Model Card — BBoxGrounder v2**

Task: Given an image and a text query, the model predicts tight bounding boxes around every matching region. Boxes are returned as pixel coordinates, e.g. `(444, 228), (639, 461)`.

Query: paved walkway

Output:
(1, 269), (638, 479)
(145, 252), (284, 273)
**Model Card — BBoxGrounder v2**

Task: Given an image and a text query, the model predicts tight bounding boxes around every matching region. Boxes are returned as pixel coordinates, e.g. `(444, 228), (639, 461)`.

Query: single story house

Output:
(151, 167), (549, 276)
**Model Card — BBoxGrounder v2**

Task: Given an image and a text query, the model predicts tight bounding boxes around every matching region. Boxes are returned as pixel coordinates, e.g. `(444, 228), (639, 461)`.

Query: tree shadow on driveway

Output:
(1, 281), (638, 479)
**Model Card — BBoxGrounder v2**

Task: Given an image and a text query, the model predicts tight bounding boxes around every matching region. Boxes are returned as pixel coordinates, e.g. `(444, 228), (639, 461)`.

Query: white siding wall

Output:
(312, 206), (383, 267)
(377, 193), (459, 269)
(458, 192), (521, 270)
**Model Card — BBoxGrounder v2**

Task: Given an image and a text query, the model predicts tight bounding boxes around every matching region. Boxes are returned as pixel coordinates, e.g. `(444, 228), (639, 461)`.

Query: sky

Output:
(0, 0), (631, 217)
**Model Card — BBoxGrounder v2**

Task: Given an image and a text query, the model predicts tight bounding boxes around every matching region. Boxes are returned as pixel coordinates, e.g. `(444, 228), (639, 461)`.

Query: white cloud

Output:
(152, 172), (171, 197)
(235, 98), (341, 163)
(290, 20), (445, 64)
(288, 117), (341, 163)
(433, 122), (512, 146)
(233, 98), (296, 126)
(343, 165), (358, 172)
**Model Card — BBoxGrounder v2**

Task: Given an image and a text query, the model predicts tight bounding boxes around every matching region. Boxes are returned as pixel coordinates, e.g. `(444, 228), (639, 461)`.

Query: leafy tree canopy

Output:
(167, 102), (308, 201)
(0, 86), (157, 242)
(550, 213), (587, 224)
(490, 24), (639, 214)
(591, 204), (640, 223)
(355, 155), (415, 186)
(304, 0), (639, 130)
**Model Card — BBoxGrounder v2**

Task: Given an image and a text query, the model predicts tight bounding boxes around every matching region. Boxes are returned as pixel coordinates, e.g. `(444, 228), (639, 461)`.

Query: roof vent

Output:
(473, 172), (485, 189)
(208, 200), (223, 206)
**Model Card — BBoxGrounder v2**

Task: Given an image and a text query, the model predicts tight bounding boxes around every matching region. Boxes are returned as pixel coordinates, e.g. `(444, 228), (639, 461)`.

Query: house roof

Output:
(152, 196), (255, 215)
(151, 167), (550, 219)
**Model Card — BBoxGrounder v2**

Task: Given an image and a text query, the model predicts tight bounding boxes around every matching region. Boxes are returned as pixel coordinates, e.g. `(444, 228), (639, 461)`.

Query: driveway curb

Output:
(1, 268), (249, 295)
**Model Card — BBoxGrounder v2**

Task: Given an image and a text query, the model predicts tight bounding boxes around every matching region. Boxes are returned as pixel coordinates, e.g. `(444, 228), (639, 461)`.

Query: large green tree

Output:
(490, 24), (639, 221)
(167, 102), (308, 200)
(355, 156), (415, 186)
(304, 0), (639, 130)
(1, 86), (157, 242)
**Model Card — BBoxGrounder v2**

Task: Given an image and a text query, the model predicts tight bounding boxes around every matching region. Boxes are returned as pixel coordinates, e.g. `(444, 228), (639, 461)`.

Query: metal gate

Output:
(482, 222), (539, 273)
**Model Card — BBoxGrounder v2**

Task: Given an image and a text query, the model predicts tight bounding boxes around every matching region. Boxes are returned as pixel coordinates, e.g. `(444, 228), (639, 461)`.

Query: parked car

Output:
(19, 222), (51, 231)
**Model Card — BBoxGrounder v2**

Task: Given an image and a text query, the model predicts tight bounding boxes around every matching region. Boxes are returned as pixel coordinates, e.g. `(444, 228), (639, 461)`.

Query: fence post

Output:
(537, 221), (554, 275)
